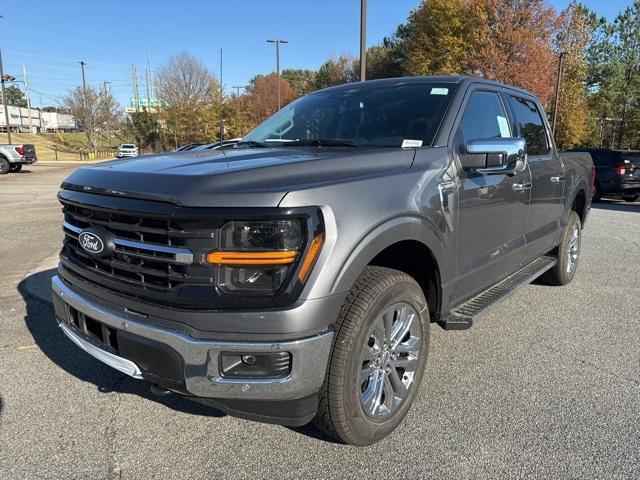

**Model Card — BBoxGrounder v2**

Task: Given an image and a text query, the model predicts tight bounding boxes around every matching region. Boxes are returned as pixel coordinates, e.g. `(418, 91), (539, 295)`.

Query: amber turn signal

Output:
(298, 233), (324, 282)
(206, 250), (298, 266)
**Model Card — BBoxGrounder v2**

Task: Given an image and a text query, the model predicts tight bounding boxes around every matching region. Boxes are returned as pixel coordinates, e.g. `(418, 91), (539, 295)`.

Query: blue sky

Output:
(0, 0), (634, 109)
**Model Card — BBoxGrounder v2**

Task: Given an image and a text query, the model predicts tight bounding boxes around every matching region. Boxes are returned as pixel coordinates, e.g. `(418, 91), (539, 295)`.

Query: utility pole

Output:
(147, 50), (153, 104)
(0, 50), (12, 143)
(131, 65), (139, 112)
(219, 48), (224, 142)
(103, 80), (111, 144)
(360, 0), (367, 81)
(552, 51), (566, 135)
(232, 85), (248, 97)
(23, 65), (33, 133)
(266, 39), (288, 110)
(79, 61), (87, 104)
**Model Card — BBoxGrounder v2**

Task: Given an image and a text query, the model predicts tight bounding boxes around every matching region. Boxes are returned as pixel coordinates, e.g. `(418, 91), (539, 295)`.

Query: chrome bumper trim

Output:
(59, 322), (143, 379)
(52, 275), (333, 400)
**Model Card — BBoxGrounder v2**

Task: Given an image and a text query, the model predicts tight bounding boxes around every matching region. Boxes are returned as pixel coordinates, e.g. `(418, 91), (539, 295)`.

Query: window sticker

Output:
(497, 115), (511, 138)
(430, 87), (449, 95)
(401, 139), (423, 148)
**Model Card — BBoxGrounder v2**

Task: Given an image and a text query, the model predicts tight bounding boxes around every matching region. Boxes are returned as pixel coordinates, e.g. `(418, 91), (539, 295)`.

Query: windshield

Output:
(240, 83), (456, 148)
(121, 144), (135, 149)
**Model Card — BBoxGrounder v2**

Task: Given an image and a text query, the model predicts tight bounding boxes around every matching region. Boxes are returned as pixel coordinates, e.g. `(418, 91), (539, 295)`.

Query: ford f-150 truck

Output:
(52, 76), (593, 445)
(0, 143), (37, 174)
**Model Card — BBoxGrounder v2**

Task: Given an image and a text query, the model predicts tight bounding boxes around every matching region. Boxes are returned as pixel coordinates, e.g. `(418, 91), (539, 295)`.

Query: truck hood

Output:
(62, 147), (416, 207)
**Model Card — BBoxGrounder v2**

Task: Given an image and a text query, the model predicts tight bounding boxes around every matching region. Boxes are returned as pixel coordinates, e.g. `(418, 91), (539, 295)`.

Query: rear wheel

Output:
(0, 157), (9, 175)
(9, 164), (22, 173)
(622, 194), (639, 203)
(314, 266), (430, 446)
(539, 211), (582, 286)
(592, 182), (602, 202)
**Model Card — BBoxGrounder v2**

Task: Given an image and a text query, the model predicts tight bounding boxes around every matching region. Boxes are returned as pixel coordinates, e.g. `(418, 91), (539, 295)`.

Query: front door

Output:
(451, 88), (531, 305)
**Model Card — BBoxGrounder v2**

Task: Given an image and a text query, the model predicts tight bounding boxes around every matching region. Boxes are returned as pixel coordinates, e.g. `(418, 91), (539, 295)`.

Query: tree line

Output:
(56, 0), (640, 151)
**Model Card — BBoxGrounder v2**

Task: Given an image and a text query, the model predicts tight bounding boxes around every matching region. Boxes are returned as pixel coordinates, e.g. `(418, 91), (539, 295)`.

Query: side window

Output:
(508, 96), (550, 155)
(456, 91), (511, 145)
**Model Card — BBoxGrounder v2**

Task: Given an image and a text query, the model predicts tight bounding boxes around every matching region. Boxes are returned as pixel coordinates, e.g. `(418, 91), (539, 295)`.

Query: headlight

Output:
(206, 220), (323, 296)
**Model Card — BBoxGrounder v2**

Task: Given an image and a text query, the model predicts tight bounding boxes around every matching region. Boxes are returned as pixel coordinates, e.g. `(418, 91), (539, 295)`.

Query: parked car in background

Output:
(568, 148), (640, 202)
(174, 142), (207, 152)
(52, 76), (593, 446)
(188, 139), (242, 152)
(0, 143), (37, 174)
(116, 144), (139, 158)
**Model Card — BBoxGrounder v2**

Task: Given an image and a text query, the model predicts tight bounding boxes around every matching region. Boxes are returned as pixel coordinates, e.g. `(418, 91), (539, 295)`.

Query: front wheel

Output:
(314, 266), (430, 446)
(0, 157), (9, 174)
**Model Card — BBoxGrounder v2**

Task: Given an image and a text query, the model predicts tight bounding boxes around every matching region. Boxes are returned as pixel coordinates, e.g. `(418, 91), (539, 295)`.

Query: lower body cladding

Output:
(51, 275), (333, 426)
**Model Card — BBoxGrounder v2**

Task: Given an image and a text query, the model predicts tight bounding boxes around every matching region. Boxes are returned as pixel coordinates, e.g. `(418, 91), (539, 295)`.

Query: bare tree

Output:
(155, 52), (221, 142)
(63, 86), (120, 148)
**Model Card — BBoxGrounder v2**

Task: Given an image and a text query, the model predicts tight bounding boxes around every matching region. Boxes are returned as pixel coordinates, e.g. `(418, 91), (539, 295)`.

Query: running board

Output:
(438, 256), (557, 331)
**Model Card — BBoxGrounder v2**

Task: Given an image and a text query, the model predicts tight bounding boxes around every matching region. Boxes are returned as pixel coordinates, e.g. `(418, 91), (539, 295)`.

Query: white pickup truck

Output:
(0, 143), (37, 174)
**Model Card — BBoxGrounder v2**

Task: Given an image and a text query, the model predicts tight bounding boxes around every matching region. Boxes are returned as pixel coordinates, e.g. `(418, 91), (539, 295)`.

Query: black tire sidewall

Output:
(0, 158), (9, 174)
(341, 279), (430, 444)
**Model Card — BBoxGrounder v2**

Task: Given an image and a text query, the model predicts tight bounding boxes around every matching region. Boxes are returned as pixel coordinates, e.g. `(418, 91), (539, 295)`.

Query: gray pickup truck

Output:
(52, 76), (593, 445)
(0, 143), (37, 174)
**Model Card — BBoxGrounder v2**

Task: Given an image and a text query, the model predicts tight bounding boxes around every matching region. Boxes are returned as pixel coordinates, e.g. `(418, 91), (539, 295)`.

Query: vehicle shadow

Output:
(18, 268), (224, 418)
(592, 199), (640, 213)
(17, 268), (338, 443)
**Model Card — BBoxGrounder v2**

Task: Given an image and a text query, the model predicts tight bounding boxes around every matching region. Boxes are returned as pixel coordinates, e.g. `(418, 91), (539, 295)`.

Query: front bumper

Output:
(51, 275), (333, 404)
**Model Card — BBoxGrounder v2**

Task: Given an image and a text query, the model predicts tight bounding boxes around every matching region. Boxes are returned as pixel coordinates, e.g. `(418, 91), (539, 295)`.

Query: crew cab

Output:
(52, 76), (592, 445)
(0, 143), (37, 174)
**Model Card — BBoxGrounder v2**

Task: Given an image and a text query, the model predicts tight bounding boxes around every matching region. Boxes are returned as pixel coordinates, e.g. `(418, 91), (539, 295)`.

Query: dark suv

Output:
(569, 148), (640, 202)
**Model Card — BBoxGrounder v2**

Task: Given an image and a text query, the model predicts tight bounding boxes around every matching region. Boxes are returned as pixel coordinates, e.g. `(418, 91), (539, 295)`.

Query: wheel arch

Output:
(330, 216), (449, 319)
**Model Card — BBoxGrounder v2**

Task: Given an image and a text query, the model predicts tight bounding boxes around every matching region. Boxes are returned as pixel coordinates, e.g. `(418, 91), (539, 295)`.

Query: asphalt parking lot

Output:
(1, 163), (639, 479)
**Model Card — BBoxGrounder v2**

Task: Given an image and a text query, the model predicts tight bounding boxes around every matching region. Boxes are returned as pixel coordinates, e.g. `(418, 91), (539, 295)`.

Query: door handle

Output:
(512, 181), (532, 191)
(550, 175), (564, 183)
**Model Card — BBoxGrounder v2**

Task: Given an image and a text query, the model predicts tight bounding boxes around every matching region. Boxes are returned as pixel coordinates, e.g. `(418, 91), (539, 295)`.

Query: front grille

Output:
(59, 193), (224, 308)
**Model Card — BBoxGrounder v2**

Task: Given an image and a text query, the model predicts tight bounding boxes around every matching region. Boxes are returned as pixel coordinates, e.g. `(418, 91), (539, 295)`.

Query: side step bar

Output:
(438, 255), (556, 331)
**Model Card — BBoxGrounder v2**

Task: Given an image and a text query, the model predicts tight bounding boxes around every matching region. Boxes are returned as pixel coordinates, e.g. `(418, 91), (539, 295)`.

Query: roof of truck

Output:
(315, 75), (535, 98)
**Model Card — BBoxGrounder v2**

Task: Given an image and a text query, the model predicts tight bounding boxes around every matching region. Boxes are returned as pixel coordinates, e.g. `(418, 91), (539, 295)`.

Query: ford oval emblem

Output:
(79, 231), (105, 255)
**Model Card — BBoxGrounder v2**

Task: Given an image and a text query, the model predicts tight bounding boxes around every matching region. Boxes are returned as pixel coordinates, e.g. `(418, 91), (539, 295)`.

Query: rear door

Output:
(451, 87), (531, 304)
(507, 95), (564, 261)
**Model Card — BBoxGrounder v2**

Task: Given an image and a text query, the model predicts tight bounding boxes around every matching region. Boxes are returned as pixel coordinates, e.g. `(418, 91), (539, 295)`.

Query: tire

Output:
(592, 182), (602, 202)
(621, 194), (639, 203)
(9, 164), (22, 173)
(313, 266), (430, 446)
(0, 157), (9, 175)
(539, 211), (582, 286)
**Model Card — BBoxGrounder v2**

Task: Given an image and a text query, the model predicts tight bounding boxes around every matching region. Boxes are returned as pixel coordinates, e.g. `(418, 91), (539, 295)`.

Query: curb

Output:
(36, 160), (107, 165)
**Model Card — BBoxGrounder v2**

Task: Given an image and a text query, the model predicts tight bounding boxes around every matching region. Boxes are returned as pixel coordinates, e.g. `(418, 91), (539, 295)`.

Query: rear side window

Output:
(508, 96), (550, 155)
(457, 91), (511, 144)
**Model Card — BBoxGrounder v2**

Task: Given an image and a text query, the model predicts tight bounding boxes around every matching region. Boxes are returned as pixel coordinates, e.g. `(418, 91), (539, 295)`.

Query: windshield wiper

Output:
(279, 138), (361, 147)
(234, 140), (271, 148)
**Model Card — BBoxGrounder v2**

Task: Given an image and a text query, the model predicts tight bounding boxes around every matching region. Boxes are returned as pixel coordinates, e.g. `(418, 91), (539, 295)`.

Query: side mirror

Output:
(461, 137), (527, 174)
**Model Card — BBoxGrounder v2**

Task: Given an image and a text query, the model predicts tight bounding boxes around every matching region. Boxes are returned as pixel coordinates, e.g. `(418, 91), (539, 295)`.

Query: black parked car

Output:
(569, 148), (640, 202)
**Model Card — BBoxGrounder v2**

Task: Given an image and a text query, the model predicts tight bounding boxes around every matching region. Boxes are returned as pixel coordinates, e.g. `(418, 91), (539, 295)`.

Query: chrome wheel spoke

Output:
(359, 362), (376, 384)
(389, 354), (418, 372)
(387, 367), (408, 400)
(361, 369), (384, 415)
(393, 336), (420, 354)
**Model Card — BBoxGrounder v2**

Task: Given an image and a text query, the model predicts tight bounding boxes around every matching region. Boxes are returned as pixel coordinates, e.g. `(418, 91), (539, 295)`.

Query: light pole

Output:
(360, 0), (367, 81)
(232, 85), (248, 96)
(552, 51), (566, 135)
(0, 50), (14, 143)
(266, 39), (288, 110)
